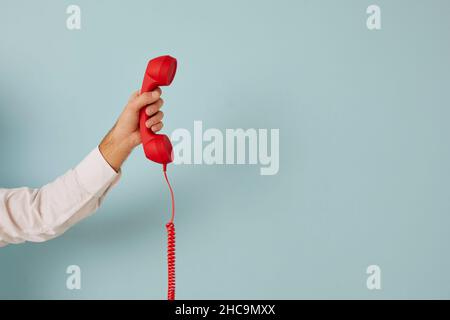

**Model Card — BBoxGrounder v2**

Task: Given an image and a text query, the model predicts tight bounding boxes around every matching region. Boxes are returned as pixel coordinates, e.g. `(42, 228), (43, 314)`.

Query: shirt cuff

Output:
(74, 147), (121, 198)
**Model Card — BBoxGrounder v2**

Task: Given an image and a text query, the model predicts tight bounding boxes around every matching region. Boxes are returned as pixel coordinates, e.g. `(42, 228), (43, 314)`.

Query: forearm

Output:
(0, 147), (120, 246)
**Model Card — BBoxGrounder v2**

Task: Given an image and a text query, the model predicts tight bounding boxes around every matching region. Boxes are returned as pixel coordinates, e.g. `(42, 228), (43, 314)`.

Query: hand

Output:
(99, 89), (165, 172)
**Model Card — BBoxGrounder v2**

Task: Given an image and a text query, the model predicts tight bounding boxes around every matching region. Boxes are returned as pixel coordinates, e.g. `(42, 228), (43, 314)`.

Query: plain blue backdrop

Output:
(1, 0), (450, 299)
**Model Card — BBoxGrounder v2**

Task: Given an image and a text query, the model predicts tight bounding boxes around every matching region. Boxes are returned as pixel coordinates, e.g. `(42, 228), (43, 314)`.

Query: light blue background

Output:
(1, 0), (450, 299)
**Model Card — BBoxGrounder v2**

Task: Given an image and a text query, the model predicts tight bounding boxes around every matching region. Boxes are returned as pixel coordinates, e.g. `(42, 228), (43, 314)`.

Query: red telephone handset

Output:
(139, 55), (177, 168)
(139, 55), (178, 300)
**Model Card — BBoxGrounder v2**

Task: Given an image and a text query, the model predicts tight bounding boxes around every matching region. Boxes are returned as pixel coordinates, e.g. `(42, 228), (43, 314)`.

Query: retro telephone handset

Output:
(139, 55), (177, 300)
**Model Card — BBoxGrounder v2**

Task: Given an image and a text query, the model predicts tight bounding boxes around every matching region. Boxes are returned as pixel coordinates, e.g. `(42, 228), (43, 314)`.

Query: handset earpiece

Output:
(139, 55), (177, 166)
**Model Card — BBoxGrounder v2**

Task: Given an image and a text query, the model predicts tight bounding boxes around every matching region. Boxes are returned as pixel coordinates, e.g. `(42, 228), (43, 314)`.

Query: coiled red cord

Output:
(163, 167), (176, 300)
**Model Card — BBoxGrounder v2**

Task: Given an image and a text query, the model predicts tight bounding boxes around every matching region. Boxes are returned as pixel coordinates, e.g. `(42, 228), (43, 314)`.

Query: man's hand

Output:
(99, 89), (165, 172)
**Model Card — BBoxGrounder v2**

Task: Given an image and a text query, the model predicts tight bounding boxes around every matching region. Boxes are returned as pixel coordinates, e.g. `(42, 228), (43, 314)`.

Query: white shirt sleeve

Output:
(0, 147), (121, 247)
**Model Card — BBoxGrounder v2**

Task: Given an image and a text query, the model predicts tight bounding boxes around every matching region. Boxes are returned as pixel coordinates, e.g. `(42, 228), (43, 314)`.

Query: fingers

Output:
(128, 88), (162, 111)
(151, 122), (164, 132)
(126, 88), (165, 132)
(145, 98), (164, 116)
(145, 99), (164, 132)
(145, 111), (164, 129)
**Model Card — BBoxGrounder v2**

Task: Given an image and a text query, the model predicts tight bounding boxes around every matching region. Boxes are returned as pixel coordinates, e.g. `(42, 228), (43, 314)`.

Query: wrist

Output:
(99, 130), (135, 172)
